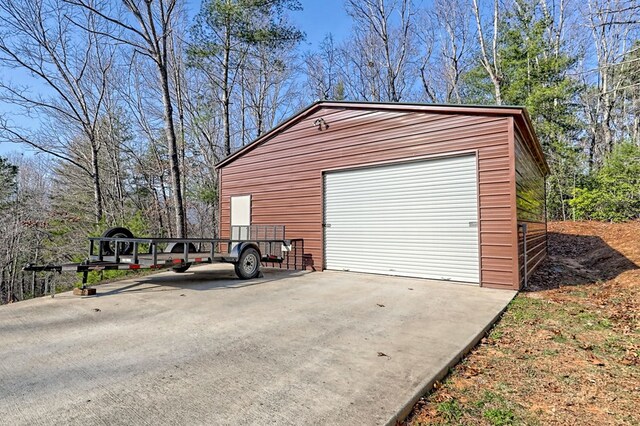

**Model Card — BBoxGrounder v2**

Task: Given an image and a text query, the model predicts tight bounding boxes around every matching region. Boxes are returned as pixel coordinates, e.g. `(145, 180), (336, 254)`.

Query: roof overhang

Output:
(215, 101), (550, 175)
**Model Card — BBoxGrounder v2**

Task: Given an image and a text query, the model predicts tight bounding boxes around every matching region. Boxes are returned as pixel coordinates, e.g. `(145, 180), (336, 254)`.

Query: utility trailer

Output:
(24, 225), (304, 287)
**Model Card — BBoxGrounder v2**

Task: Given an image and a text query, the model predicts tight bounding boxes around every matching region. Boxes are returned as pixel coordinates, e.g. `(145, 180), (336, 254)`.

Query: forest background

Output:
(0, 0), (638, 302)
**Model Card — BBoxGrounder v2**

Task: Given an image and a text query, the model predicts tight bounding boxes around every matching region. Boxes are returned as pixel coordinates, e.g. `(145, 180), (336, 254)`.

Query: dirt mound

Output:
(549, 220), (640, 262)
(527, 221), (639, 291)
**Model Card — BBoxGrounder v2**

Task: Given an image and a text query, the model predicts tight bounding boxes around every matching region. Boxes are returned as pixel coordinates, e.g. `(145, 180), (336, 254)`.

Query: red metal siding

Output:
(514, 125), (548, 287)
(220, 106), (518, 289)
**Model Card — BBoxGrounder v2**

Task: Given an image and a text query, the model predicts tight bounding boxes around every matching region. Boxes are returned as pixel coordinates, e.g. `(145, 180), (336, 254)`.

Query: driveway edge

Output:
(385, 291), (518, 425)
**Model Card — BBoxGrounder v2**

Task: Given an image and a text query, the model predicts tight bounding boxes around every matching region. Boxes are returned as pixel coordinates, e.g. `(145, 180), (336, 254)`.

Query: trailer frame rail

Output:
(23, 225), (305, 283)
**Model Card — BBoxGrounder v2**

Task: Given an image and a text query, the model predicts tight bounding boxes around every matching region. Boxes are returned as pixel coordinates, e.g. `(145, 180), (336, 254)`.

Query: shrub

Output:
(571, 143), (640, 221)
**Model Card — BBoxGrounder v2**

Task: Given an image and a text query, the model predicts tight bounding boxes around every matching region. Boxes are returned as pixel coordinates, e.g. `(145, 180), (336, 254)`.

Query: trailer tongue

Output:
(24, 225), (304, 288)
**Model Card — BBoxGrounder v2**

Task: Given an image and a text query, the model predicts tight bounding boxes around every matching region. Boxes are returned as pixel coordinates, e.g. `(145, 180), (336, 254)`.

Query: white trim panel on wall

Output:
(231, 194), (251, 241)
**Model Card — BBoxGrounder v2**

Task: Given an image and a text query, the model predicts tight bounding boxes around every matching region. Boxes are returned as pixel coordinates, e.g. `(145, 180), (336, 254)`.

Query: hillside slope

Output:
(407, 221), (639, 425)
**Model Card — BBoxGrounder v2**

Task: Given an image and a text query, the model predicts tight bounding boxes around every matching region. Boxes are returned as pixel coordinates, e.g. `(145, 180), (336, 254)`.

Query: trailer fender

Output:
(165, 242), (198, 254)
(230, 242), (261, 261)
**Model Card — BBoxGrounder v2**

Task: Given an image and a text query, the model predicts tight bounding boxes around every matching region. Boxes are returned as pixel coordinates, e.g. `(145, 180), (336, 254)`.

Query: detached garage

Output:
(216, 101), (549, 290)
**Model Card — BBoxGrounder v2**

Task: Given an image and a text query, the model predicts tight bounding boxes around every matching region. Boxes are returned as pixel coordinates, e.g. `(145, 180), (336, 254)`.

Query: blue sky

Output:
(294, 0), (351, 50)
(0, 0), (352, 156)
(184, 0), (352, 49)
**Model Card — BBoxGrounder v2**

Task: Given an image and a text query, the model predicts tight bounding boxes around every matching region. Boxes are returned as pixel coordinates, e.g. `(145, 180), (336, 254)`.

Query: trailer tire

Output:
(234, 247), (260, 280)
(172, 264), (191, 273)
(101, 227), (134, 256)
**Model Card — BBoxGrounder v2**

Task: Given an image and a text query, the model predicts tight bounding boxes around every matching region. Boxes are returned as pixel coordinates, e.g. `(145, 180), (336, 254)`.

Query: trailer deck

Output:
(24, 225), (305, 282)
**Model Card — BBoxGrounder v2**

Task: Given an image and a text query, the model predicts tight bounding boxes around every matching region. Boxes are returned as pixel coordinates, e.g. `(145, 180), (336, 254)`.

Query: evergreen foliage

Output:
(1, 0), (640, 303)
(570, 143), (640, 221)
(0, 156), (17, 206)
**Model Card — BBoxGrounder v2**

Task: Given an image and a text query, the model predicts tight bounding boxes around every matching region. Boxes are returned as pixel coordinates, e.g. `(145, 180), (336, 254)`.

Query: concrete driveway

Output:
(0, 265), (515, 425)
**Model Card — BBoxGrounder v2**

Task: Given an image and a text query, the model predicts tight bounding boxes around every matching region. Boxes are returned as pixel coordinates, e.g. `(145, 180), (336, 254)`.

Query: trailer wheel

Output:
(234, 247), (260, 279)
(101, 227), (134, 256)
(172, 264), (191, 273)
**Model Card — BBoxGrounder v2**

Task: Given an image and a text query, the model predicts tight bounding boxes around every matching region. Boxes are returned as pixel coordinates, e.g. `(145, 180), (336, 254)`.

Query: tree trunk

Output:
(493, 79), (502, 105)
(220, 19), (232, 156)
(158, 62), (186, 238)
(241, 67), (246, 146)
(152, 187), (165, 235)
(222, 37), (232, 156)
(172, 47), (188, 204)
(90, 142), (103, 224)
(603, 99), (614, 155)
(588, 132), (597, 170)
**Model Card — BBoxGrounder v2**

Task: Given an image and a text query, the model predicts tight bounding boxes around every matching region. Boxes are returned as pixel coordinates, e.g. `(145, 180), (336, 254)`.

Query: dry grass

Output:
(406, 221), (640, 426)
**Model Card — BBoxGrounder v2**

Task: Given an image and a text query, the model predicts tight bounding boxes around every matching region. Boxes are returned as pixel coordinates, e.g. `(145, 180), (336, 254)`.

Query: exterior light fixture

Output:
(314, 118), (329, 131)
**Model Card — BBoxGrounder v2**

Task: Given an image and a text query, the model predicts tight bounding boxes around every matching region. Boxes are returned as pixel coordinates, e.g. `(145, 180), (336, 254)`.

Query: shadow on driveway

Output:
(94, 266), (308, 297)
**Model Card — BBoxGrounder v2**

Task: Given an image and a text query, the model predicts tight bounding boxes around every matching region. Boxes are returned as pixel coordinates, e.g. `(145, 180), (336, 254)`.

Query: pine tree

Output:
(189, 0), (304, 155)
(464, 0), (582, 219)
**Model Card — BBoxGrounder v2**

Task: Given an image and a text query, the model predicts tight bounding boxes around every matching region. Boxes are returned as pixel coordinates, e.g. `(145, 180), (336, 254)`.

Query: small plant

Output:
(597, 318), (612, 329)
(474, 390), (502, 408)
(577, 312), (612, 330)
(489, 330), (504, 340)
(436, 399), (463, 422)
(483, 408), (516, 425)
(507, 297), (544, 322)
(569, 290), (588, 298)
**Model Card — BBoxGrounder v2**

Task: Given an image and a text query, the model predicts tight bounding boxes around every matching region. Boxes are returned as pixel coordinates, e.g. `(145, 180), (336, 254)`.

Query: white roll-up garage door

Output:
(324, 155), (479, 283)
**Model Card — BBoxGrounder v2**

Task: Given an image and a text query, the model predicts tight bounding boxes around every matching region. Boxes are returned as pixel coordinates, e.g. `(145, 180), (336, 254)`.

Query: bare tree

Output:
(68, 0), (187, 237)
(417, 0), (474, 103)
(95, 110), (132, 225)
(472, 0), (503, 104)
(304, 34), (342, 101)
(415, 12), (437, 103)
(0, 0), (115, 224)
(581, 0), (640, 167)
(243, 46), (301, 137)
(116, 54), (176, 236)
(0, 155), (60, 303)
(340, 32), (384, 101)
(346, 0), (415, 102)
(540, 0), (572, 59)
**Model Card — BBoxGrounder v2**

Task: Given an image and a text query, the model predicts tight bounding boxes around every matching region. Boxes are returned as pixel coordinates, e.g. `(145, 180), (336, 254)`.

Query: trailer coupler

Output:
(24, 262), (95, 295)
